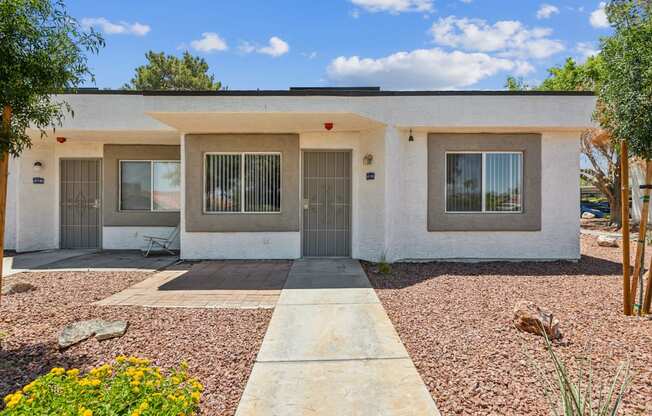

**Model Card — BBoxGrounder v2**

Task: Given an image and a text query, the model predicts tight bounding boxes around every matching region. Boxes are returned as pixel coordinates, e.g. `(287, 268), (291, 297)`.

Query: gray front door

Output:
(302, 151), (352, 257)
(60, 159), (101, 249)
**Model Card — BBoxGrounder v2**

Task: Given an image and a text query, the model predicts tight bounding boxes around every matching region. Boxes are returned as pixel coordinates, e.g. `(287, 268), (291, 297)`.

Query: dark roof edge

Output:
(61, 89), (595, 97)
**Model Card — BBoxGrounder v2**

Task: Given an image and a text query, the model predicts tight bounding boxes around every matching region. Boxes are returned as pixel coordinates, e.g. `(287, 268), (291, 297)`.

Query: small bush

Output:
(1, 356), (203, 416)
(378, 261), (392, 274)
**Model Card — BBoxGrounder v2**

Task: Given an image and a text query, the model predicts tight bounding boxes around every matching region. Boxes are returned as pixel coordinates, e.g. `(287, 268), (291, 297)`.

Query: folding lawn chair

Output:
(142, 224), (180, 257)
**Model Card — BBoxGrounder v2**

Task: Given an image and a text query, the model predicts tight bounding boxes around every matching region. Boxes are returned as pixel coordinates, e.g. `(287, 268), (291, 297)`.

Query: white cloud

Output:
(537, 4), (559, 19)
(429, 16), (565, 59)
(590, 2), (609, 28)
(575, 42), (600, 62)
(190, 32), (228, 53)
(349, 0), (433, 14)
(259, 36), (290, 57)
(326, 48), (531, 90)
(81, 17), (150, 36)
(239, 36), (290, 57)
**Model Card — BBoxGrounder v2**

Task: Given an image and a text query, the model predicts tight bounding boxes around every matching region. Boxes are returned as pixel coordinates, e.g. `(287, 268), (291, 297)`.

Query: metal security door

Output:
(60, 159), (101, 249)
(302, 151), (351, 257)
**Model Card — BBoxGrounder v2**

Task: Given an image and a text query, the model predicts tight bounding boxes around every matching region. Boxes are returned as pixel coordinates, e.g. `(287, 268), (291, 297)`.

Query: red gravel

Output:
(0, 270), (272, 415)
(364, 235), (651, 416)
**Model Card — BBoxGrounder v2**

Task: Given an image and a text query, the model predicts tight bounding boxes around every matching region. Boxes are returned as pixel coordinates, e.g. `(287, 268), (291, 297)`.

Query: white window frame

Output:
(203, 152), (282, 214)
(118, 160), (181, 213)
(444, 151), (523, 214)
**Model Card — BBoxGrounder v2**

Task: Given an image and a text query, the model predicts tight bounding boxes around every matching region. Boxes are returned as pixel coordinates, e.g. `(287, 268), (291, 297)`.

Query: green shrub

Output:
(378, 262), (392, 275)
(534, 334), (631, 416)
(1, 356), (203, 416)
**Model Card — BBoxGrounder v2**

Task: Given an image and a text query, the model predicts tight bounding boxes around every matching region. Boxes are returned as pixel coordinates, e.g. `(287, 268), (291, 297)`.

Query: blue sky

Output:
(67, 0), (612, 90)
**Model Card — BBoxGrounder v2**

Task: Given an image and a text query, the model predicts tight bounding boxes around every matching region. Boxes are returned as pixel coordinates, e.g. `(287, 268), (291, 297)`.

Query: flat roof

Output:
(63, 88), (595, 97)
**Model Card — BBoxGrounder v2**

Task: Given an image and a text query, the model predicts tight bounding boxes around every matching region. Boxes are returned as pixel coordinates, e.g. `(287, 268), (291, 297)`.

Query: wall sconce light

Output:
(33, 161), (43, 172)
(408, 129), (414, 142)
(363, 153), (374, 165)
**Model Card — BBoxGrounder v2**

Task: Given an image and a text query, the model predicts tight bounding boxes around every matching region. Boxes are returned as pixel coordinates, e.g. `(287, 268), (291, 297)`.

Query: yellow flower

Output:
(190, 379), (204, 392)
(22, 381), (37, 392)
(50, 367), (65, 376)
(131, 411), (141, 416)
(130, 380), (141, 387)
(116, 355), (127, 363)
(79, 408), (93, 416)
(67, 369), (80, 377)
(191, 391), (201, 402)
(139, 401), (149, 411)
(171, 376), (181, 385)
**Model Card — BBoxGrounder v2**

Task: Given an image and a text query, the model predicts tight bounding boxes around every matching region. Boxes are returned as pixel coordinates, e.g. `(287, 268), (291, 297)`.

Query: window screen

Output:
(120, 161), (151, 210)
(152, 162), (181, 211)
(446, 152), (522, 213)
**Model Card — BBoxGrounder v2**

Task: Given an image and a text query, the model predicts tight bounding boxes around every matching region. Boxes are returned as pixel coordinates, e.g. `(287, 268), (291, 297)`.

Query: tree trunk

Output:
(621, 142), (632, 316)
(0, 106), (10, 305)
(630, 159), (652, 314)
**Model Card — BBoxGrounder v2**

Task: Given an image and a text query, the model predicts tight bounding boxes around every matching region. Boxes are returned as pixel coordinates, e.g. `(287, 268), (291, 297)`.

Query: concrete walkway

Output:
(2, 249), (93, 277)
(236, 259), (440, 416)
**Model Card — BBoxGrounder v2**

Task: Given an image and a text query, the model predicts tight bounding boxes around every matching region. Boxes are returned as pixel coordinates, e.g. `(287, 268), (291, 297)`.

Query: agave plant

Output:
(533, 331), (632, 416)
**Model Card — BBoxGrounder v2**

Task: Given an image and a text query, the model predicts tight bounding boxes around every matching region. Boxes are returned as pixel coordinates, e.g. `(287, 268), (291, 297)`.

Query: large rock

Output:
(1, 282), (36, 295)
(513, 301), (563, 341)
(597, 235), (619, 248)
(581, 212), (596, 219)
(58, 320), (128, 349)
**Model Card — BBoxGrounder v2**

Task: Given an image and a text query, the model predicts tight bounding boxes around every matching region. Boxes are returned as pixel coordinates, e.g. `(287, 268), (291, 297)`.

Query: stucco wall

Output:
(391, 131), (580, 261)
(427, 133), (542, 231)
(184, 134), (300, 232)
(103, 226), (179, 250)
(103, 144), (180, 227)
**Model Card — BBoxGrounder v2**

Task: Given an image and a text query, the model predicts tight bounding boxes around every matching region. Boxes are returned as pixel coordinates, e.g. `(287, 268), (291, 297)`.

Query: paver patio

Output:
(235, 259), (440, 416)
(96, 260), (290, 309)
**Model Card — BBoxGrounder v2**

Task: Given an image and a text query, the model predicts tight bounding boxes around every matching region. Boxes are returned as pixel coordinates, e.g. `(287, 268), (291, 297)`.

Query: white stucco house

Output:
(4, 88), (595, 262)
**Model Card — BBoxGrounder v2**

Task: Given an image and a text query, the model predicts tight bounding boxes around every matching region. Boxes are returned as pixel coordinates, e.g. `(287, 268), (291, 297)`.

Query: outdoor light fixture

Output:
(363, 153), (373, 165)
(408, 129), (414, 142)
(324, 122), (334, 131)
(33, 161), (43, 172)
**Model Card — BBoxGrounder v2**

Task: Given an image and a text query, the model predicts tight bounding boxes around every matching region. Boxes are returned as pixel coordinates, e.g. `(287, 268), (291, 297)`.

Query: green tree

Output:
(0, 0), (103, 297)
(1, 0), (104, 155)
(504, 76), (531, 91)
(599, 0), (652, 158)
(538, 56), (604, 91)
(124, 51), (222, 90)
(599, 0), (652, 315)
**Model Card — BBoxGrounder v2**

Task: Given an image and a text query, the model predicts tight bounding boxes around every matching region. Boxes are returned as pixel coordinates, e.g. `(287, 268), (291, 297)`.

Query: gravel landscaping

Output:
(0, 270), (272, 415)
(365, 235), (651, 416)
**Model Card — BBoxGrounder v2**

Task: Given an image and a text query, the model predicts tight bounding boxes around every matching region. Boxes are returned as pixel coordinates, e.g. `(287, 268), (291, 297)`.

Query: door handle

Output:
(303, 198), (309, 210)
(92, 199), (100, 209)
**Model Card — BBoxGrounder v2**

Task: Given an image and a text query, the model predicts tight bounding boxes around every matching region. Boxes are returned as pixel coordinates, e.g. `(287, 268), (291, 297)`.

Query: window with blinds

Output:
(205, 153), (281, 213)
(446, 152), (522, 213)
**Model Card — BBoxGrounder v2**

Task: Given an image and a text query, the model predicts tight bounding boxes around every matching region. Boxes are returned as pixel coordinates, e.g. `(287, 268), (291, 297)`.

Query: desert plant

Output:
(533, 333), (631, 416)
(377, 251), (392, 275)
(1, 356), (203, 415)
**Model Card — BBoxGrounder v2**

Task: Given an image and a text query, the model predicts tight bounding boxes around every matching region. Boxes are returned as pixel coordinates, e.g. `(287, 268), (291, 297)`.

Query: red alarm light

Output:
(324, 122), (334, 131)
(56, 137), (67, 143)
